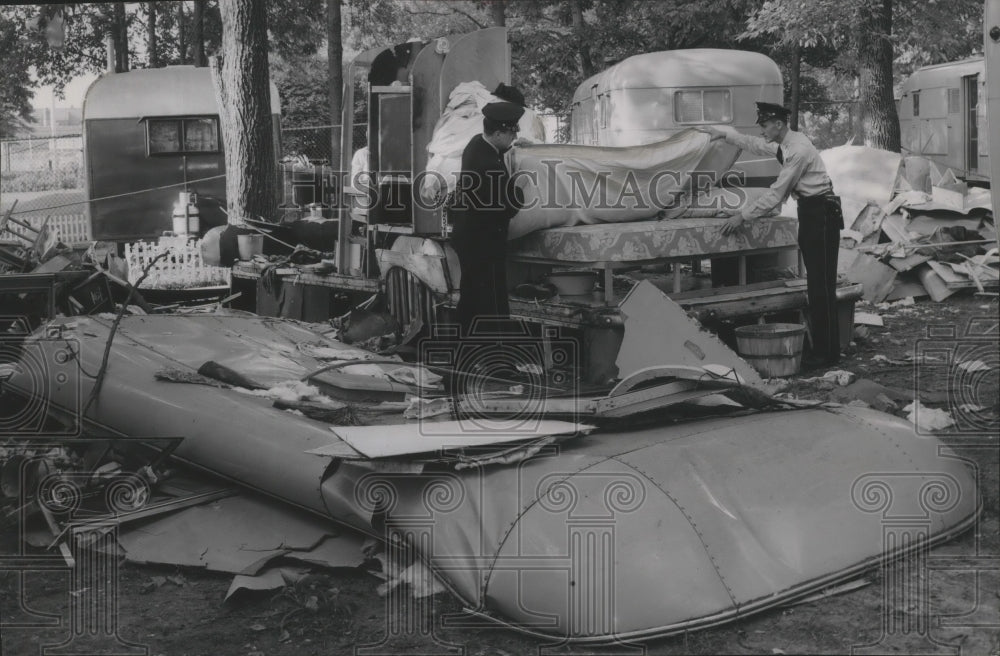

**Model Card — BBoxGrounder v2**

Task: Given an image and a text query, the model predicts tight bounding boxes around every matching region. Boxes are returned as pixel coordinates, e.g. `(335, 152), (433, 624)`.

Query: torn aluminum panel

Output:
(117, 493), (366, 575)
(320, 406), (979, 641)
(7, 313), (980, 642)
(616, 280), (763, 386)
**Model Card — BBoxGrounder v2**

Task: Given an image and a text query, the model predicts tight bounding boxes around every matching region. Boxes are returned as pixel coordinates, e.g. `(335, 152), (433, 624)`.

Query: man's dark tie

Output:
(776, 146), (784, 165)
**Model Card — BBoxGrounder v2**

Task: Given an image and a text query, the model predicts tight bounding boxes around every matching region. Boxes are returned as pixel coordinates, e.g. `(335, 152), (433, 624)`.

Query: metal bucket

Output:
(734, 323), (806, 378)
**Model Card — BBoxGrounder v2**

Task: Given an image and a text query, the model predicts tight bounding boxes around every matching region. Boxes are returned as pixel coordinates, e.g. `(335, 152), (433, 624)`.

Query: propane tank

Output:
(171, 201), (188, 235)
(187, 200), (200, 234)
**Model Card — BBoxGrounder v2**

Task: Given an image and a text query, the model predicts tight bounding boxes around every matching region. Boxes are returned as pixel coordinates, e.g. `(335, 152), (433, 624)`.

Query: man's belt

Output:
(798, 191), (844, 229)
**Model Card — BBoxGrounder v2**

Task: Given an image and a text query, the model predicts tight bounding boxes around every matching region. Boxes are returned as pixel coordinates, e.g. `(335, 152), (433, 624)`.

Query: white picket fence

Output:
(124, 236), (230, 289)
(30, 213), (91, 243)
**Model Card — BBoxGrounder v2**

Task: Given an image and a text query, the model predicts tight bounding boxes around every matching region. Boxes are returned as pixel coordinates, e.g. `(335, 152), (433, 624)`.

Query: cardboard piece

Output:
(854, 312), (884, 327)
(885, 276), (929, 301)
(615, 280), (763, 388)
(316, 420), (592, 459)
(849, 203), (886, 239)
(931, 169), (969, 210)
(844, 253), (898, 303)
(926, 260), (967, 285)
(838, 247), (861, 278)
(888, 252), (932, 273)
(916, 264), (958, 302)
(880, 213), (915, 243)
(902, 156), (932, 193)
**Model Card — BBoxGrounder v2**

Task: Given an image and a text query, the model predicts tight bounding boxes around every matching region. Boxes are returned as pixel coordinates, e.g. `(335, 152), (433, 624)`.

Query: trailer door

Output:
(963, 74), (979, 173)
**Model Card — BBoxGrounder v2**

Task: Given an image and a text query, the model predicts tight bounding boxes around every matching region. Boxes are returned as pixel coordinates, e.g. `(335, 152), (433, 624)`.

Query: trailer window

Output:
(912, 92), (920, 117)
(184, 118), (219, 151)
(674, 89), (733, 124)
(148, 120), (182, 153)
(147, 117), (220, 155)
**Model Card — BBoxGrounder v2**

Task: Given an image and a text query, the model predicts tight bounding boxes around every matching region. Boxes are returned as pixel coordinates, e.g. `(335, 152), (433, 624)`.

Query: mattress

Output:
(508, 215), (799, 263)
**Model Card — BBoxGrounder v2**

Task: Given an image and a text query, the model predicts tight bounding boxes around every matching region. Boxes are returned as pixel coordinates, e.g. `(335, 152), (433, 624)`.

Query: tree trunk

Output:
(178, 1), (187, 64)
(327, 0), (342, 171)
(789, 43), (801, 131)
(570, 0), (594, 78)
(193, 0), (206, 66)
(147, 2), (158, 68)
(857, 0), (900, 151)
(105, 33), (115, 72)
(113, 2), (129, 72)
(491, 1), (506, 27)
(211, 0), (277, 225)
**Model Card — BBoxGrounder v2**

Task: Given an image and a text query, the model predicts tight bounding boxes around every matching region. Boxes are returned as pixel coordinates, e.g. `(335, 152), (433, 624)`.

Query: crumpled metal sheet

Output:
(11, 314), (980, 642)
(117, 494), (366, 575)
(321, 407), (979, 640)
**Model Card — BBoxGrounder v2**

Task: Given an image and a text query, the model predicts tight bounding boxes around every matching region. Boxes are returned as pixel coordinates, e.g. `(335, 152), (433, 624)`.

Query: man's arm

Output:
(723, 131), (779, 158)
(738, 148), (810, 220)
(695, 126), (778, 158)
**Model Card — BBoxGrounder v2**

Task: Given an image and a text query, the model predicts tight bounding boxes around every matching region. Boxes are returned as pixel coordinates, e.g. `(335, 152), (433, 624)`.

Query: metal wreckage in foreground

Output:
(1, 308), (980, 642)
(1, 20), (993, 645)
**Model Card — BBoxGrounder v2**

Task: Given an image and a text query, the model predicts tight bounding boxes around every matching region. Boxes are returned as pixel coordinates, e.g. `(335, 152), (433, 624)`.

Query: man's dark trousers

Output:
(452, 219), (510, 337)
(797, 195), (843, 363)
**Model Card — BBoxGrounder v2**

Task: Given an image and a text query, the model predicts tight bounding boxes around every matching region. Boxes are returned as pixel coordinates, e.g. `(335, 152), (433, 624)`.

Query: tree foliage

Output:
(2, 0), (987, 146)
(741, 0), (982, 150)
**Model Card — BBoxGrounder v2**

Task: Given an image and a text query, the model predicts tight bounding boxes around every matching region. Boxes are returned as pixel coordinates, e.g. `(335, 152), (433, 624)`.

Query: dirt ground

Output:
(1, 294), (998, 656)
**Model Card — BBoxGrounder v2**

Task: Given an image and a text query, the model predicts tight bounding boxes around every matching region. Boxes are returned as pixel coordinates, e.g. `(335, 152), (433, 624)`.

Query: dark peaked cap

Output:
(756, 102), (791, 124)
(483, 101), (524, 128)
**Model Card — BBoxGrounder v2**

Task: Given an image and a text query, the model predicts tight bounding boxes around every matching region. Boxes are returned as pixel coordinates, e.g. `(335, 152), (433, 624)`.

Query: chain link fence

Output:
(1, 135), (83, 191)
(280, 124), (368, 163)
(1, 134), (90, 243)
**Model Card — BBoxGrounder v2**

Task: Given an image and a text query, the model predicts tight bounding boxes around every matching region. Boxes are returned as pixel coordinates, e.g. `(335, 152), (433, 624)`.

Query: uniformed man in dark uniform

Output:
(449, 100), (525, 337)
(699, 102), (844, 367)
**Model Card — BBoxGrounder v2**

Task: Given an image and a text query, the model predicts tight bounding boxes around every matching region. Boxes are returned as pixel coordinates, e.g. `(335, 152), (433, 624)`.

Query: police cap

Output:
(483, 101), (524, 129)
(756, 102), (791, 125)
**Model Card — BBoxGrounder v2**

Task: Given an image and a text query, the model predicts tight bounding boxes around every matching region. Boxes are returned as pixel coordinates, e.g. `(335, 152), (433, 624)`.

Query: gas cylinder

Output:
(171, 202), (188, 235)
(187, 201), (200, 234)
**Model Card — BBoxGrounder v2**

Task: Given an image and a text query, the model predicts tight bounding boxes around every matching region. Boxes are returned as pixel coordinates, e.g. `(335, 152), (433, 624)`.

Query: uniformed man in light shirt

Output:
(698, 102), (845, 368)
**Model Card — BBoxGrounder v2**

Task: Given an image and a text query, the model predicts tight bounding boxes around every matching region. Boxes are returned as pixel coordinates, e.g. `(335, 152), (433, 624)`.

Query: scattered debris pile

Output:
(822, 146), (997, 303)
(0, 439), (437, 607)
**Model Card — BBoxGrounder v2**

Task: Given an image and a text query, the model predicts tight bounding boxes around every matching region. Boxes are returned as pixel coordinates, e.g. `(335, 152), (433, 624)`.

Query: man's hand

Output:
(512, 136), (533, 147)
(720, 213), (746, 235)
(695, 126), (726, 142)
